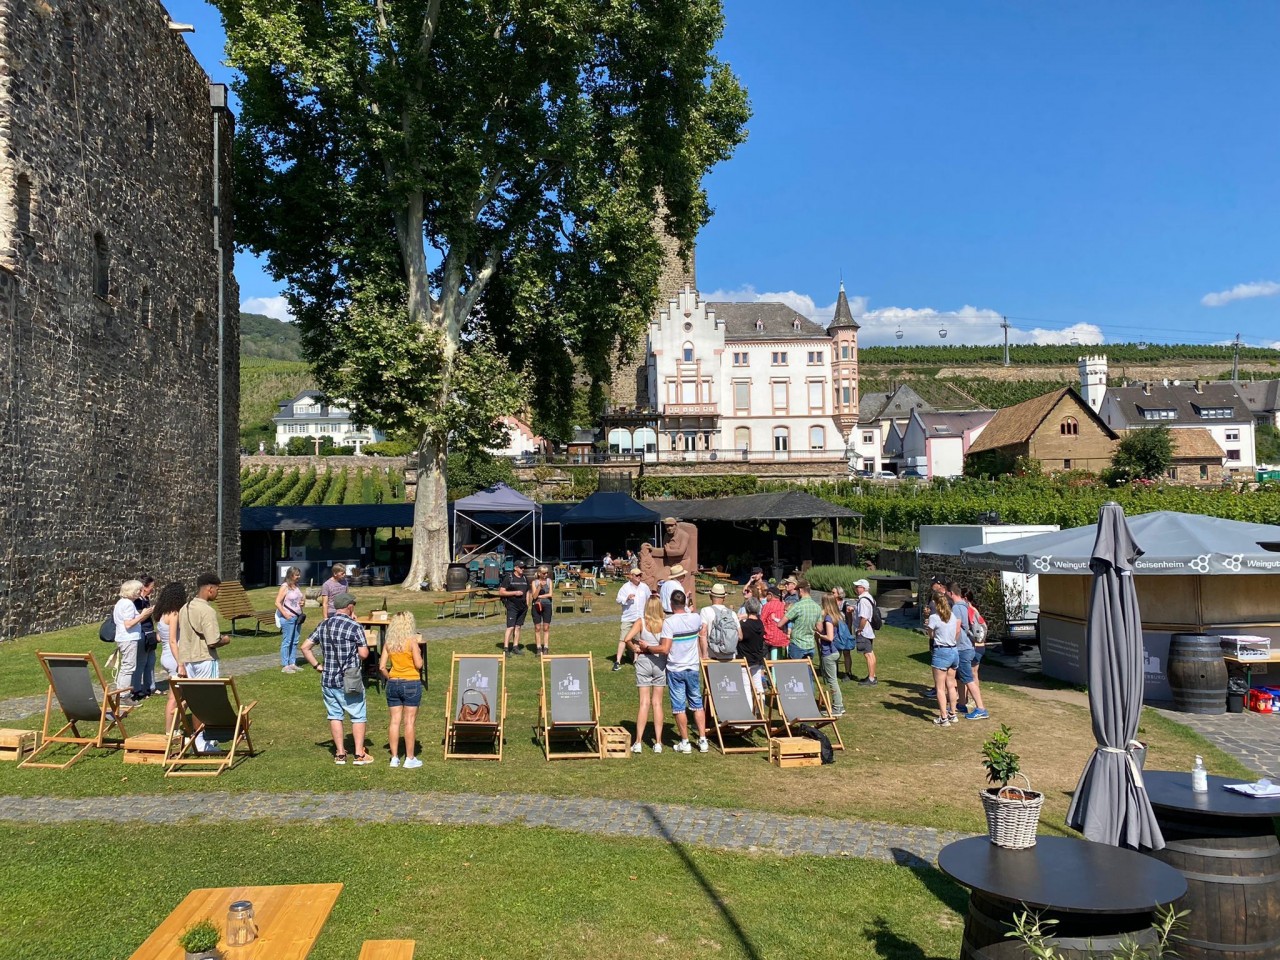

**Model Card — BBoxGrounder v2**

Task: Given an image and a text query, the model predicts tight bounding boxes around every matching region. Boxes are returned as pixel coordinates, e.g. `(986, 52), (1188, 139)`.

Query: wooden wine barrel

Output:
(963, 893), (1159, 960)
(1150, 813), (1280, 960)
(444, 564), (470, 593)
(1167, 634), (1228, 714)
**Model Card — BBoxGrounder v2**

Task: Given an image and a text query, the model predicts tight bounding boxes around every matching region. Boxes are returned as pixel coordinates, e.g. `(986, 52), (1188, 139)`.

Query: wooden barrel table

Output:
(1168, 633), (1229, 714)
(1143, 771), (1280, 960)
(939, 835), (1186, 960)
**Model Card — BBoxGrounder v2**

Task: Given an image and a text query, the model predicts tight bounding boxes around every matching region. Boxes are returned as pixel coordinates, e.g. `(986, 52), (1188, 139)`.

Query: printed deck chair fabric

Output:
(537, 654), (602, 760)
(766, 659), (844, 751)
(701, 659), (769, 754)
(444, 654), (506, 760)
(21, 652), (128, 770)
(164, 678), (257, 776)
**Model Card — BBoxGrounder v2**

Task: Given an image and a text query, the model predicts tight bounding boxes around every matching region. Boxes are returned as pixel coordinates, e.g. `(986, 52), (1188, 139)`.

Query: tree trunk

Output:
(402, 436), (450, 590)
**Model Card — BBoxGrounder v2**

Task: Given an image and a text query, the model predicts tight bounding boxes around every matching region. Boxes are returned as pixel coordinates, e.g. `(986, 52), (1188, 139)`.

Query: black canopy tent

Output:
(555, 491), (661, 563)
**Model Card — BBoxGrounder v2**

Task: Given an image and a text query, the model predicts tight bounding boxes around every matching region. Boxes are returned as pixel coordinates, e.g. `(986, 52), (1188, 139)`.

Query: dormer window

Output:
(755, 319), (764, 332)
(792, 318), (801, 331)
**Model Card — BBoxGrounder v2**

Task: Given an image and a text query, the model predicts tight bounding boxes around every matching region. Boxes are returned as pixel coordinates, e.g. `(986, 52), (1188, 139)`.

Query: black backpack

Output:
(98, 614), (115, 643)
(796, 723), (835, 765)
(860, 594), (884, 632)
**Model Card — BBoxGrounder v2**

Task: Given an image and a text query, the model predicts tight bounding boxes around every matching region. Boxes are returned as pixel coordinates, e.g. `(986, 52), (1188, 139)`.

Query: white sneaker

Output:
(389, 756), (401, 768)
(652, 742), (663, 754)
(631, 742), (643, 754)
(403, 757), (422, 769)
(697, 737), (710, 753)
(674, 740), (692, 753)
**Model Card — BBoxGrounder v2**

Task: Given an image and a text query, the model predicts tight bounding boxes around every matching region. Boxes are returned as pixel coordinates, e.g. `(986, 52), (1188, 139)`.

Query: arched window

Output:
(139, 285), (151, 328)
(734, 426), (750, 451)
(607, 428), (633, 455)
(93, 232), (109, 299)
(1060, 417), (1079, 436)
(809, 425), (825, 450)
(682, 341), (694, 362)
(772, 427), (789, 452)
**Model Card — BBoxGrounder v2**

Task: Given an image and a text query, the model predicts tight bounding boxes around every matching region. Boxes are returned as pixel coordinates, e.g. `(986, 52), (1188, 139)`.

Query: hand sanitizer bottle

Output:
(1192, 755), (1208, 793)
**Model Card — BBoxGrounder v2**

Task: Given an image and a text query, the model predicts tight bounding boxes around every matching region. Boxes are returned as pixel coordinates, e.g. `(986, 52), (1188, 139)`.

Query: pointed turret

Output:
(829, 281), (860, 331)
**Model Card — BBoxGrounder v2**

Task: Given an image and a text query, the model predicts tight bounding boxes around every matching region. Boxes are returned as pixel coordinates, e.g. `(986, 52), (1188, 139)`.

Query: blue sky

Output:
(170, 0), (1280, 349)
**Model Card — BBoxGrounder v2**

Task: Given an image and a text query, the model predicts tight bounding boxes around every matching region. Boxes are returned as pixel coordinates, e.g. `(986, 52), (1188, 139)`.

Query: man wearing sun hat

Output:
(853, 579), (878, 686)
(659, 564), (686, 614)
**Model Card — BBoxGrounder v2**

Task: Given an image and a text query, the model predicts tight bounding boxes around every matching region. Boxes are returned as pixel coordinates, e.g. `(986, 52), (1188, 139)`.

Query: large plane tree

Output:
(219, 0), (749, 587)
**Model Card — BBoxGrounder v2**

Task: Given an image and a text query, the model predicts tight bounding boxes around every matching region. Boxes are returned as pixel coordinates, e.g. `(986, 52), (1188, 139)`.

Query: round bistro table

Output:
(1142, 770), (1280, 960)
(938, 835), (1186, 960)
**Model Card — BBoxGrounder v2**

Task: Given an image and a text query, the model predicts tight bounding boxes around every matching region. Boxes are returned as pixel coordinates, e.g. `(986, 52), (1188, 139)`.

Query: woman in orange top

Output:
(379, 612), (424, 768)
(761, 586), (789, 660)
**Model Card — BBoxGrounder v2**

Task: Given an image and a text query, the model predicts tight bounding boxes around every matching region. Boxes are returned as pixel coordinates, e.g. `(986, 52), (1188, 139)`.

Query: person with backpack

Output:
(852, 579), (879, 686)
(951, 584), (990, 720)
(830, 586), (858, 680)
(816, 594), (846, 716)
(701, 582), (742, 662)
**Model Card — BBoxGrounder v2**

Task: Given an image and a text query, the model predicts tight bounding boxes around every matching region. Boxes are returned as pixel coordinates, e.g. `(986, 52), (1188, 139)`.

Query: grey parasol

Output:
(1066, 501), (1165, 850)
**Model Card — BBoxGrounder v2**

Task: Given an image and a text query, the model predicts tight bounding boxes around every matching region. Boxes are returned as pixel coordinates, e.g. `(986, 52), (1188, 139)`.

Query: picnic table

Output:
(128, 882), (342, 959)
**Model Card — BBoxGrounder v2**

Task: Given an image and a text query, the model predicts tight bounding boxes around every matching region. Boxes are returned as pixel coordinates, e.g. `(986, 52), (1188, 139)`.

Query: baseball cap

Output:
(750, 566), (764, 576)
(854, 578), (871, 590)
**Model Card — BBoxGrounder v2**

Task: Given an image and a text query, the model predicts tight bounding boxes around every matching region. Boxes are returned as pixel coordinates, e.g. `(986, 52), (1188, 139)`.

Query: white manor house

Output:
(604, 283), (861, 462)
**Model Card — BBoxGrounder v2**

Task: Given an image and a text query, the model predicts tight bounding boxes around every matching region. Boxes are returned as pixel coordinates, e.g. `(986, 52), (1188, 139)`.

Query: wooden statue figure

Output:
(640, 517), (698, 603)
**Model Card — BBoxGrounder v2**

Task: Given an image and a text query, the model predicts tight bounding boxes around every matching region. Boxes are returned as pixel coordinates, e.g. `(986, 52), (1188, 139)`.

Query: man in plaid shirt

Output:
(301, 591), (371, 765)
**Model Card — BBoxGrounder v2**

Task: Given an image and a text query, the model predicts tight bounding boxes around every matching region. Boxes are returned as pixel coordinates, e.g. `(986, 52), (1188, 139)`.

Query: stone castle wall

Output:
(0, 0), (239, 639)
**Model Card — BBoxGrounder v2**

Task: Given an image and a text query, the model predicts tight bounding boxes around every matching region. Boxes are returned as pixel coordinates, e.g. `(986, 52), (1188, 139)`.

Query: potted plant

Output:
(980, 724), (1044, 849)
(178, 918), (221, 960)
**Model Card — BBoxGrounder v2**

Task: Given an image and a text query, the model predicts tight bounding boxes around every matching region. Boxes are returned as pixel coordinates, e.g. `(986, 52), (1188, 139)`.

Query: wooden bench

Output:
(214, 580), (278, 635)
(473, 597), (500, 619)
(358, 940), (416, 960)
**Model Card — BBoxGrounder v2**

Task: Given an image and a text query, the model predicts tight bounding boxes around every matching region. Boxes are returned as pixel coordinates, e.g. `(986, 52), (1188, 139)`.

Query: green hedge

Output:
(802, 565), (884, 593)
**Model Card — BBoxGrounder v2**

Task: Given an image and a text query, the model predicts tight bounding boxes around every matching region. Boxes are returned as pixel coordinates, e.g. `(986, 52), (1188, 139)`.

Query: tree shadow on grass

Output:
(642, 804), (763, 960)
(863, 915), (954, 960)
(881, 693), (935, 721)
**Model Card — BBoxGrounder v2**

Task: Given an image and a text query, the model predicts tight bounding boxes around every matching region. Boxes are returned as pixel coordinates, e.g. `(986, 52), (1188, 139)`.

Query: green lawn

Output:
(0, 618), (1250, 834)
(0, 820), (969, 960)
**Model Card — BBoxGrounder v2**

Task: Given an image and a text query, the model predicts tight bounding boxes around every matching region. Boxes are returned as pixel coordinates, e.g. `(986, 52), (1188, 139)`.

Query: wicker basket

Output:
(980, 774), (1044, 849)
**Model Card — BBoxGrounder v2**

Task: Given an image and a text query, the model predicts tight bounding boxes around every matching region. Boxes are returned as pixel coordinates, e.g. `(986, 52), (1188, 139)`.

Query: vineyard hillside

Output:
(240, 464), (406, 507)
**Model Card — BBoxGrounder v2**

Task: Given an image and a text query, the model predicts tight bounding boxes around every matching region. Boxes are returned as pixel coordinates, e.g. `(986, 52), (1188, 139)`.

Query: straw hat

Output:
(669, 564), (686, 578)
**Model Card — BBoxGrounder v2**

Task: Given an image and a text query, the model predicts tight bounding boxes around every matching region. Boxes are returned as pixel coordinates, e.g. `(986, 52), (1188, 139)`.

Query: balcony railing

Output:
(661, 403), (720, 416)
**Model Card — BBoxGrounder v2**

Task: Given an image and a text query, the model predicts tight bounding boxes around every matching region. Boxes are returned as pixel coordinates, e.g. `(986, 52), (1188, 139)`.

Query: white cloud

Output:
(241, 295), (294, 322)
(700, 285), (1102, 347)
(1201, 281), (1280, 307)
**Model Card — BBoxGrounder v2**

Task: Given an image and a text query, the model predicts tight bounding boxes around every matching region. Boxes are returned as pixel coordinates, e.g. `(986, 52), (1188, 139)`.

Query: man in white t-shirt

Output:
(648, 589), (708, 753)
(700, 582), (742, 662)
(853, 578), (878, 686)
(613, 567), (651, 672)
(659, 563), (686, 614)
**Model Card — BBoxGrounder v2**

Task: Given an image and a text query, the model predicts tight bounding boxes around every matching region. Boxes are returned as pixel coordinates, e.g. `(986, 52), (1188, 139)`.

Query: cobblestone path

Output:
(0, 788), (967, 866)
(1152, 707), (1280, 779)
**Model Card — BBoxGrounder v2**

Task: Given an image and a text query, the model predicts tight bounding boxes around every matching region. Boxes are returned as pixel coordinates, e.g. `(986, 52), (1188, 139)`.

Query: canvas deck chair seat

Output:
(444, 654), (506, 760)
(701, 659), (770, 754)
(164, 678), (257, 776)
(766, 659), (844, 751)
(537, 654), (602, 760)
(21, 652), (128, 770)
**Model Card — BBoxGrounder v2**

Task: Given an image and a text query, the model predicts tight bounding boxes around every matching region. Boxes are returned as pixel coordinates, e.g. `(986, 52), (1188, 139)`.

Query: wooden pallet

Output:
(123, 733), (176, 765)
(769, 736), (822, 769)
(0, 728), (39, 763)
(599, 725), (631, 759)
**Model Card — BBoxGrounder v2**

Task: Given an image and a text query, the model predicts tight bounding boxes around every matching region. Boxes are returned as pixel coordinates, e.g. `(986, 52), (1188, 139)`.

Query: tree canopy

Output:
(217, 0), (750, 585)
(1110, 425), (1174, 482)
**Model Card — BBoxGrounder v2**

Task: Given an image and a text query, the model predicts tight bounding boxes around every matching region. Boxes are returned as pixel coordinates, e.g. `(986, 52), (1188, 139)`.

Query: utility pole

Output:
(1001, 316), (1011, 366)
(1232, 333), (1242, 382)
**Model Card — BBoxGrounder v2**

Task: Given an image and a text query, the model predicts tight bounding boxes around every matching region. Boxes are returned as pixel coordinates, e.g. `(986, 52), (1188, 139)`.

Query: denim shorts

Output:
(666, 669), (703, 713)
(386, 679), (423, 708)
(957, 648), (975, 684)
(322, 685), (367, 722)
(930, 646), (959, 671)
(971, 644), (986, 665)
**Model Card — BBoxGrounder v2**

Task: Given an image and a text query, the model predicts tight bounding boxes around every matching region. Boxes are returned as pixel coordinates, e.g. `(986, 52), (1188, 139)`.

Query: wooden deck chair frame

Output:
(444, 654), (507, 760)
(164, 677), (258, 776)
(21, 652), (128, 770)
(701, 659), (770, 754)
(537, 653), (602, 760)
(765, 658), (845, 751)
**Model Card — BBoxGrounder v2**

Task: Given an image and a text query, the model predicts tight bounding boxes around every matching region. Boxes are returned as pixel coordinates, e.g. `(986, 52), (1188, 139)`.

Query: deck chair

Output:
(766, 659), (844, 751)
(701, 659), (770, 754)
(444, 654), (506, 760)
(21, 652), (128, 769)
(536, 654), (602, 760)
(164, 678), (257, 776)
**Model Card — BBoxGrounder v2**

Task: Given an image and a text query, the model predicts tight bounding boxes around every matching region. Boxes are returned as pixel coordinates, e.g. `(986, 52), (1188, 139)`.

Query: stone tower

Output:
(1078, 355), (1108, 413)
(608, 209), (696, 409)
(828, 282), (861, 448)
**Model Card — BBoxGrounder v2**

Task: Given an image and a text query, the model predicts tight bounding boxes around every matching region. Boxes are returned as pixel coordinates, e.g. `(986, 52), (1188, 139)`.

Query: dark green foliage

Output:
(445, 451), (519, 501)
(633, 474), (759, 499)
(981, 724), (1021, 787)
(323, 469), (347, 505)
(1110, 425), (1174, 482)
(1258, 423), (1280, 464)
(239, 311), (302, 361)
(363, 439), (417, 457)
(303, 470), (332, 506)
